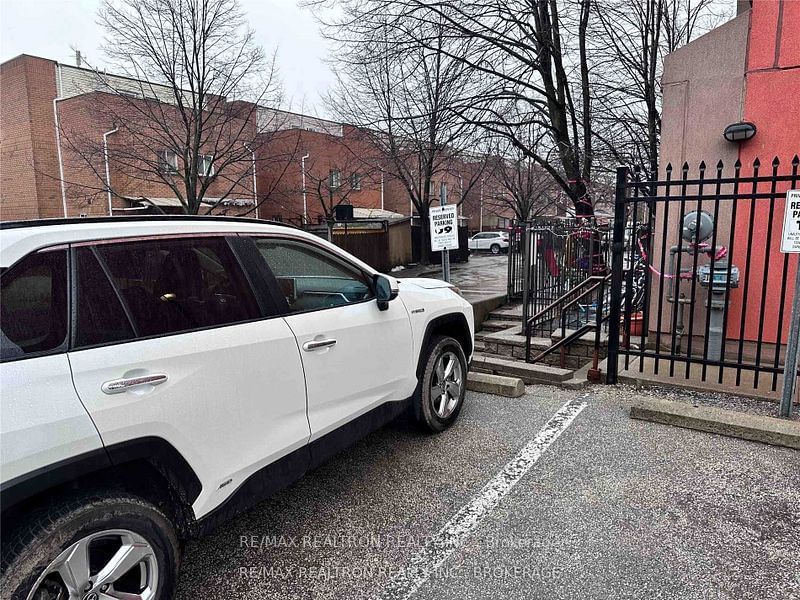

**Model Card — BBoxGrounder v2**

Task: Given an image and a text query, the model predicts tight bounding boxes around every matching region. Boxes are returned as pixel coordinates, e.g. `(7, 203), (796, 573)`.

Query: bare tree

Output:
(316, 7), (489, 263)
(59, 0), (289, 215)
(350, 0), (599, 216)
(590, 0), (734, 180)
(489, 150), (563, 222)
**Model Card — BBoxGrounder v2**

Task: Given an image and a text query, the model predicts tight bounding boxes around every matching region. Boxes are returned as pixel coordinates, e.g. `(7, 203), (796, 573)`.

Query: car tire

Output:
(490, 243), (500, 254)
(414, 335), (468, 433)
(1, 491), (180, 600)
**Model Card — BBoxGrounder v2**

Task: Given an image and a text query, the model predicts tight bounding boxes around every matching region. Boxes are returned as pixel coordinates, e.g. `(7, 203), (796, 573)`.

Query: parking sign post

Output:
(779, 189), (800, 418)
(440, 183), (450, 282)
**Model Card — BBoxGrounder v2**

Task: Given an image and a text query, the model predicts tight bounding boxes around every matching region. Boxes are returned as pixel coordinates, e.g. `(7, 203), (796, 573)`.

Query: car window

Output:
(253, 238), (373, 313)
(92, 236), (260, 338)
(0, 249), (68, 360)
(74, 247), (136, 348)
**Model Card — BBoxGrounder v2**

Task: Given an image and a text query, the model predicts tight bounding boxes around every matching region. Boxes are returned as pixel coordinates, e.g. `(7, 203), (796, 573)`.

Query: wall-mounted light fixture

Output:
(723, 121), (757, 142)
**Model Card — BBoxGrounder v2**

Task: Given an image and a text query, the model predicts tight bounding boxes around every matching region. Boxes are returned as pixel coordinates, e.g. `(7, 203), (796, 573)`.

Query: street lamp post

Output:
(479, 177), (485, 231)
(301, 152), (310, 225)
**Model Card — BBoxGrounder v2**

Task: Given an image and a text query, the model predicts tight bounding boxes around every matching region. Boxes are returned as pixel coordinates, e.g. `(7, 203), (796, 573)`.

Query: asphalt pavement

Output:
(175, 385), (800, 600)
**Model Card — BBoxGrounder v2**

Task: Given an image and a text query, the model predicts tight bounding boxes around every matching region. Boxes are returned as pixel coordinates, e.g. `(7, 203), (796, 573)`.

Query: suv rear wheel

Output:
(490, 243), (501, 254)
(1, 492), (179, 600)
(414, 335), (468, 432)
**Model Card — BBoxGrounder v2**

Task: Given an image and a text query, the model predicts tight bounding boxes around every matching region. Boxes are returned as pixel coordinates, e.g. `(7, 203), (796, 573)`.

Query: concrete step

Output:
(474, 340), (486, 353)
(479, 319), (517, 332)
(489, 307), (523, 322)
(471, 354), (573, 385)
(466, 372), (525, 398)
(474, 331), (497, 342)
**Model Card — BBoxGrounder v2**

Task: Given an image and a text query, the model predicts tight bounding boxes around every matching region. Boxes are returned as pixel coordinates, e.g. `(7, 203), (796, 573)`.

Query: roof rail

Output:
(0, 215), (296, 231)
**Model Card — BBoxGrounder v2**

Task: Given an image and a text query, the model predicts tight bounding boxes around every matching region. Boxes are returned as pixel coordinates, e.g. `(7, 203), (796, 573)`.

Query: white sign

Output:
(781, 190), (800, 253)
(429, 205), (459, 251)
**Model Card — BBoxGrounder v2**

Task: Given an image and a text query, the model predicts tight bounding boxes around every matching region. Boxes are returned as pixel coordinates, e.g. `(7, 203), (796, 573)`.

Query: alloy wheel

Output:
(430, 350), (463, 419)
(27, 529), (159, 600)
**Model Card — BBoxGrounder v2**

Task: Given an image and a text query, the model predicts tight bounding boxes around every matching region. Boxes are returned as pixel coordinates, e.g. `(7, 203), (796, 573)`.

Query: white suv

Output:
(0, 216), (473, 600)
(467, 231), (509, 254)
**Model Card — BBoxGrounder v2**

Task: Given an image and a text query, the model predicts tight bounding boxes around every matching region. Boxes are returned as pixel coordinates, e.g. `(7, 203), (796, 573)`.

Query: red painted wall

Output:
(728, 0), (800, 343)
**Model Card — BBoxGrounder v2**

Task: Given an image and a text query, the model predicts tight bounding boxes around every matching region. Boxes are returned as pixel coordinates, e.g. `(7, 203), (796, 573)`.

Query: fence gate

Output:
(607, 157), (800, 397)
(507, 221), (527, 299)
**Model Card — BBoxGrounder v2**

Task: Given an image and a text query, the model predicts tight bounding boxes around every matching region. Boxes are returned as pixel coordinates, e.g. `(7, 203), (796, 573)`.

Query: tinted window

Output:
(254, 238), (373, 313)
(74, 247), (136, 348)
(0, 249), (68, 360)
(94, 237), (259, 338)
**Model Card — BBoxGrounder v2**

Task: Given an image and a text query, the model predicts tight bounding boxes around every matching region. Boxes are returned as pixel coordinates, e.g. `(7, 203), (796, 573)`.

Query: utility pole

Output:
(779, 189), (800, 417)
(779, 263), (800, 417)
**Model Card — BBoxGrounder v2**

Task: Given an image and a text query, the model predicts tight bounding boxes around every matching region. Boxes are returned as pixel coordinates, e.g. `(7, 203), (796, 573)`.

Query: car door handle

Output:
(302, 339), (337, 351)
(101, 374), (169, 395)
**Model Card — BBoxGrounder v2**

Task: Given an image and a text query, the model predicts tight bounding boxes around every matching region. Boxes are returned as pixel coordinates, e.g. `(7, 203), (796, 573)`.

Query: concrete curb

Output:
(467, 372), (525, 398)
(630, 398), (800, 450)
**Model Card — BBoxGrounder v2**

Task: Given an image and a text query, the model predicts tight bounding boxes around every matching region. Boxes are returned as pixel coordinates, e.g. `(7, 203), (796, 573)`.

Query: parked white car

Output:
(468, 231), (509, 254)
(0, 216), (473, 600)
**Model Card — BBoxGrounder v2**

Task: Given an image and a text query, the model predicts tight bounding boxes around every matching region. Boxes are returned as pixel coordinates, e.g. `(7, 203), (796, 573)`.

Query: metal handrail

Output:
(525, 272), (611, 366)
(525, 274), (607, 331)
(529, 323), (597, 364)
(557, 274), (612, 332)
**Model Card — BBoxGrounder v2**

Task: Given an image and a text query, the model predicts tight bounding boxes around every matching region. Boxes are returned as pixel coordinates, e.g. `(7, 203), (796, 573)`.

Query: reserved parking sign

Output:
(781, 189), (800, 253)
(430, 205), (459, 251)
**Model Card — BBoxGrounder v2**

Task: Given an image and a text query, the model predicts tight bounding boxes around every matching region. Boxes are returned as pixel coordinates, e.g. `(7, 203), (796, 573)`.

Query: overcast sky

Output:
(0, 0), (336, 115)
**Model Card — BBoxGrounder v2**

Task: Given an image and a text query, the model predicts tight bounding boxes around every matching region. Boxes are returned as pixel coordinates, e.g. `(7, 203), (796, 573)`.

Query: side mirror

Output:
(373, 274), (398, 311)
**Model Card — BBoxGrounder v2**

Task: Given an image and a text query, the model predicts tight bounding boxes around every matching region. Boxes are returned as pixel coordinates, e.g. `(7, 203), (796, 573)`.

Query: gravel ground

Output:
(176, 385), (800, 600)
(596, 382), (800, 422)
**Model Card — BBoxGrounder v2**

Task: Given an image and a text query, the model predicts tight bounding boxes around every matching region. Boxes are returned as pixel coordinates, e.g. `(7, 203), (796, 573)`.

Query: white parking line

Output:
(380, 396), (589, 600)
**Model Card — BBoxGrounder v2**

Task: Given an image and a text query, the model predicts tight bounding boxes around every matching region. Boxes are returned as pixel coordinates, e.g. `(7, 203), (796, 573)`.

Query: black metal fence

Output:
(607, 157), (800, 392)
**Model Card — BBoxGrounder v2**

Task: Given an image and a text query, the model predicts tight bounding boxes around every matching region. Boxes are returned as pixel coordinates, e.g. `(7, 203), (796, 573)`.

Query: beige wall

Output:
(660, 12), (749, 174)
(650, 11), (750, 343)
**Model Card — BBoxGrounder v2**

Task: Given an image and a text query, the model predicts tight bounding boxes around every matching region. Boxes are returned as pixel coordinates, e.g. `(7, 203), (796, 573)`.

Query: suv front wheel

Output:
(414, 335), (468, 432)
(1, 492), (180, 600)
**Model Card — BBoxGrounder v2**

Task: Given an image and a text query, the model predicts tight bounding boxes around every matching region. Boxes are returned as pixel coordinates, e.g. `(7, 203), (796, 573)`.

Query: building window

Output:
(157, 150), (179, 174)
(350, 173), (361, 191)
(198, 154), (214, 177)
(329, 169), (341, 190)
(429, 180), (437, 196)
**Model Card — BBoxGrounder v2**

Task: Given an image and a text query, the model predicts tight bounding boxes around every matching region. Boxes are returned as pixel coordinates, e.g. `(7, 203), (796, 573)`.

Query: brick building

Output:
(1, 55), (260, 219)
(257, 121), (387, 225)
(0, 54), (522, 236)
